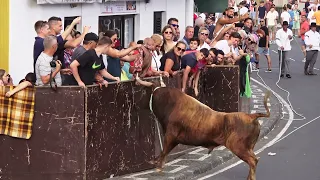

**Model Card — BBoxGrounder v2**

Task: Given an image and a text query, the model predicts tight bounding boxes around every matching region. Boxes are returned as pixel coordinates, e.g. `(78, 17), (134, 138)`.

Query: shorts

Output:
(257, 47), (270, 55)
(293, 21), (300, 29)
(301, 39), (306, 46)
(268, 25), (276, 32)
(250, 12), (256, 20)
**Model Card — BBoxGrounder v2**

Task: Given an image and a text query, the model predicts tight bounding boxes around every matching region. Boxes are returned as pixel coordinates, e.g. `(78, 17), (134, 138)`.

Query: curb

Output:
(113, 81), (282, 180)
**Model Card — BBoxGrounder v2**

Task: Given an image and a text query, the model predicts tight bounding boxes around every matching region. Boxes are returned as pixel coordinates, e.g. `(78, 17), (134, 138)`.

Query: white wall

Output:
(9, 0), (192, 82)
(9, 0), (42, 83)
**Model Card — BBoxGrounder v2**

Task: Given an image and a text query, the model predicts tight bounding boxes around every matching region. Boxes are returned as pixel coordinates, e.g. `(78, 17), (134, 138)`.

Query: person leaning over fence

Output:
(70, 36), (120, 88)
(5, 73), (36, 98)
(35, 35), (63, 87)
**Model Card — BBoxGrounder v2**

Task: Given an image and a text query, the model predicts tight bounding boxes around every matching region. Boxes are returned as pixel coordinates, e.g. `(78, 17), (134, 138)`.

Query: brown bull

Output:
(136, 77), (270, 180)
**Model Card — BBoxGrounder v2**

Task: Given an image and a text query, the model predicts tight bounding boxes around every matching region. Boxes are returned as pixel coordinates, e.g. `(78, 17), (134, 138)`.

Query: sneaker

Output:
(280, 74), (284, 78)
(286, 74), (292, 78)
(302, 58), (306, 63)
(265, 69), (272, 72)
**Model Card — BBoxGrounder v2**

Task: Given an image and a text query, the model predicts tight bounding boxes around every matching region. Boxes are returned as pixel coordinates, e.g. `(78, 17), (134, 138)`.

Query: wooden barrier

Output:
(0, 66), (239, 180)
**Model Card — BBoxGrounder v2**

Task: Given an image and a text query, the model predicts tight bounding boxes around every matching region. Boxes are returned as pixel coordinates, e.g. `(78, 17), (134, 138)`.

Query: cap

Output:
(311, 22), (317, 27)
(84, 32), (99, 42)
(282, 21), (289, 26)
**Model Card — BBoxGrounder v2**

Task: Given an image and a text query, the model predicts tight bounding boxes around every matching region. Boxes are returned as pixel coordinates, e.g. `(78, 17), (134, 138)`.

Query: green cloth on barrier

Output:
(241, 54), (252, 98)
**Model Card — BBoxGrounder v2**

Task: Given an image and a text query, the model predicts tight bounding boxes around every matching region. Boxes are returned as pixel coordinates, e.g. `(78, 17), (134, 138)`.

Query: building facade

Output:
(2, 0), (194, 82)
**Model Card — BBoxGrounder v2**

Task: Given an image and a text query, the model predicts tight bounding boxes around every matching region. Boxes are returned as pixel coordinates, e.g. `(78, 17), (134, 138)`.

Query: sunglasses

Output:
(171, 24), (179, 28)
(200, 32), (209, 36)
(176, 47), (186, 52)
(164, 31), (173, 34)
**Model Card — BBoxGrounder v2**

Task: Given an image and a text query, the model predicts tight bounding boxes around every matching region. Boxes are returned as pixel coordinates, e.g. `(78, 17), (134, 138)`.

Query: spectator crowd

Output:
(2, 0), (320, 98)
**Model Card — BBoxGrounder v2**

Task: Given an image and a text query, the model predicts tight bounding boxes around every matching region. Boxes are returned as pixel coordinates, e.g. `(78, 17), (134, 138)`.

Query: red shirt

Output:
(300, 21), (310, 40)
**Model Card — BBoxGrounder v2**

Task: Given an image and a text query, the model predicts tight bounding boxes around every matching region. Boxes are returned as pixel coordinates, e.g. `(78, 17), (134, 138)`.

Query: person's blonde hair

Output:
(151, 34), (163, 46)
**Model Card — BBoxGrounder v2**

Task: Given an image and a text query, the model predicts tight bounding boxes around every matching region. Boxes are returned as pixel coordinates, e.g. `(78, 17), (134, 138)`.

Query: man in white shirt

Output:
(35, 35), (62, 86)
(280, 6), (291, 24)
(214, 32), (242, 58)
(266, 6), (279, 44)
(304, 22), (320, 75)
(276, 21), (293, 78)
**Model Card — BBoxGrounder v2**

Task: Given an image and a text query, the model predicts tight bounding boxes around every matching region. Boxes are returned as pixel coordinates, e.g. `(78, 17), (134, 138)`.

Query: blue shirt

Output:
(288, 10), (294, 26)
(181, 36), (190, 50)
(106, 56), (121, 82)
(33, 35), (64, 72)
(181, 52), (197, 69)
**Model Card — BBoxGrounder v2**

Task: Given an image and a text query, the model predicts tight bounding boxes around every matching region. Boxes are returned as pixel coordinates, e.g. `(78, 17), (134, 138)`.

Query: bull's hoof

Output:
(155, 168), (163, 172)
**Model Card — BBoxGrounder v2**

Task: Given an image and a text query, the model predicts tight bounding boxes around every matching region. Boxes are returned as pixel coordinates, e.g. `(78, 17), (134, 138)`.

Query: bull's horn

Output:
(136, 75), (153, 87)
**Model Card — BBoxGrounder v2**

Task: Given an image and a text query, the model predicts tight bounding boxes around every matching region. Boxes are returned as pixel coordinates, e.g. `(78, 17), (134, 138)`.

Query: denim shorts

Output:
(257, 47), (270, 55)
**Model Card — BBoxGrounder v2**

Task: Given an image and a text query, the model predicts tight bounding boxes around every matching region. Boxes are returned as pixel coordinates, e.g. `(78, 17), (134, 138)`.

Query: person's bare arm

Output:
(121, 54), (139, 62)
(210, 24), (235, 46)
(107, 46), (139, 58)
(40, 61), (61, 84)
(5, 81), (32, 97)
(164, 58), (175, 75)
(99, 69), (120, 83)
(70, 60), (85, 87)
(64, 26), (90, 48)
(182, 66), (191, 92)
(61, 17), (81, 40)
(218, 13), (249, 25)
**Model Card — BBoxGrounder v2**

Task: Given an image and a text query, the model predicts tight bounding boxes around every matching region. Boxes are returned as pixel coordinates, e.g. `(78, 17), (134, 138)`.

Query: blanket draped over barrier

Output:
(0, 86), (36, 139)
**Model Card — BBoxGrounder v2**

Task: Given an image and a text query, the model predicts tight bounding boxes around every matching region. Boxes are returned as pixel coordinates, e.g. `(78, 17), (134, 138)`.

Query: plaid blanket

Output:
(0, 86), (36, 139)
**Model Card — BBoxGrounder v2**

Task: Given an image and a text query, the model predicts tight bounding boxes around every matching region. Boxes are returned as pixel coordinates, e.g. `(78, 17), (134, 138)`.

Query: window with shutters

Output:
(154, 12), (163, 34)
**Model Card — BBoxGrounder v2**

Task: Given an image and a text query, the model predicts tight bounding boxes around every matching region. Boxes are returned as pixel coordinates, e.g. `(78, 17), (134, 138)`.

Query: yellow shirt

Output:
(121, 70), (129, 81)
(313, 11), (320, 25)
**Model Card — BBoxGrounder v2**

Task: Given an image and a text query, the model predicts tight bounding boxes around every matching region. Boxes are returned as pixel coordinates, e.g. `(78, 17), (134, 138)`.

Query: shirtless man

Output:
(213, 7), (249, 40)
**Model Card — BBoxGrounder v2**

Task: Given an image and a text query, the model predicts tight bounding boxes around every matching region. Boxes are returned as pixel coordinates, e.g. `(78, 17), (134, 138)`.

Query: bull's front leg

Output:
(156, 134), (178, 172)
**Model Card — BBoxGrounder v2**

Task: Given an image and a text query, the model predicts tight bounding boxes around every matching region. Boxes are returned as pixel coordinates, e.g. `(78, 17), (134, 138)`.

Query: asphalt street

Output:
(194, 37), (320, 180)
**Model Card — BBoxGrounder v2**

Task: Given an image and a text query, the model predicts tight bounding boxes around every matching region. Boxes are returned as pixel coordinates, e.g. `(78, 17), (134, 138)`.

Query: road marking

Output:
(272, 50), (278, 54)
(169, 147), (199, 156)
(289, 58), (296, 61)
(253, 103), (271, 108)
(272, 115), (320, 145)
(197, 78), (294, 180)
(253, 99), (270, 103)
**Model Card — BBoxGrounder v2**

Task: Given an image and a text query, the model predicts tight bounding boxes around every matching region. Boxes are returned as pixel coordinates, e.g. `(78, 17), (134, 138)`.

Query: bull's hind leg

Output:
(229, 144), (258, 180)
(156, 134), (178, 172)
(226, 136), (259, 180)
(241, 149), (258, 180)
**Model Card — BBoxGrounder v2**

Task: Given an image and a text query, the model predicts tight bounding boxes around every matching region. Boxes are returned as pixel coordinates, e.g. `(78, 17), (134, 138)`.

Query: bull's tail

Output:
(251, 90), (271, 119)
